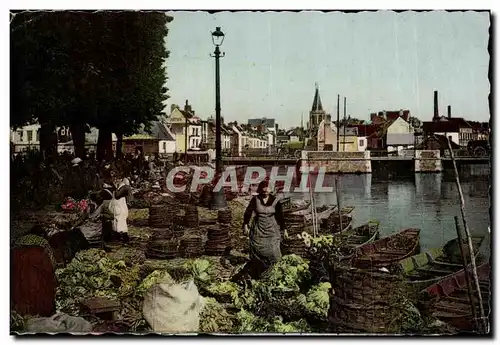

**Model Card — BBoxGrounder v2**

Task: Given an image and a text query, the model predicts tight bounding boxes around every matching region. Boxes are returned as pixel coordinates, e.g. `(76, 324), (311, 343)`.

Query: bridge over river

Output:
(221, 153), (489, 179)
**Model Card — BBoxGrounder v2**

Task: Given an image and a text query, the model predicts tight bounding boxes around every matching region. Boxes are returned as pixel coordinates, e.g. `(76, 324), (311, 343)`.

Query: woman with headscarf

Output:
(241, 180), (287, 278)
(100, 162), (131, 243)
(11, 225), (57, 317)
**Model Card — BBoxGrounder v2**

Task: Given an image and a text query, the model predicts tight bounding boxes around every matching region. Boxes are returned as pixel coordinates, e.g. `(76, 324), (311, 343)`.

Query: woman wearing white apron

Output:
(101, 164), (131, 243)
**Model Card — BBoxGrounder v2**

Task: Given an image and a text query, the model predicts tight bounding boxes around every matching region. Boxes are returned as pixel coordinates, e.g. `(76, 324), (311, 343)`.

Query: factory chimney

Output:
(433, 90), (439, 120)
(447, 105), (451, 119)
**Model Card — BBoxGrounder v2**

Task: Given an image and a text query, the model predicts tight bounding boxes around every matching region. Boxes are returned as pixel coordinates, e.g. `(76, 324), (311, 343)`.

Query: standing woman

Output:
(100, 163), (131, 243)
(241, 180), (287, 279)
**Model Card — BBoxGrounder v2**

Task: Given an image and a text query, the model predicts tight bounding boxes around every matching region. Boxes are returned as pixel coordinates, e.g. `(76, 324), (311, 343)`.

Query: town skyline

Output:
(165, 11), (490, 128)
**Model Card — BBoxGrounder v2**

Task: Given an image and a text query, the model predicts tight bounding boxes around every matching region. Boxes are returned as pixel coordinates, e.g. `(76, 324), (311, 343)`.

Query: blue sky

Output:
(165, 11), (490, 129)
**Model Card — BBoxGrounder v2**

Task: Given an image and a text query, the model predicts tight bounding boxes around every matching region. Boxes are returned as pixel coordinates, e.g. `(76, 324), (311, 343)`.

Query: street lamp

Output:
(210, 27), (227, 209)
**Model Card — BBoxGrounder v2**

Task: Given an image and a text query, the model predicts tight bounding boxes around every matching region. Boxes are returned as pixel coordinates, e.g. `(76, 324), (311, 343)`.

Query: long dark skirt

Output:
(11, 247), (57, 317)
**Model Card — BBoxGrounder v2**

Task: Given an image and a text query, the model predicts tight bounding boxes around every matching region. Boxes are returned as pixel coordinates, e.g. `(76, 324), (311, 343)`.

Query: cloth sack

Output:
(142, 279), (204, 334)
(24, 313), (92, 334)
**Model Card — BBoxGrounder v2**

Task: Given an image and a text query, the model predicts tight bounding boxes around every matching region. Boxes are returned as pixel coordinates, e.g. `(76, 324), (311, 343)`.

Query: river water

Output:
(286, 173), (491, 254)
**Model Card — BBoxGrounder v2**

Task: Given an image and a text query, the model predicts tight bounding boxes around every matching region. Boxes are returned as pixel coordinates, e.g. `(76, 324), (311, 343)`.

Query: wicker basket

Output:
(328, 265), (407, 333)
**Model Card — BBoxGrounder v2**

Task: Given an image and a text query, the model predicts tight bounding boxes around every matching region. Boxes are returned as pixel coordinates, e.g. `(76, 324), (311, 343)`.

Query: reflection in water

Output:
(288, 172), (490, 252)
(415, 174), (442, 201)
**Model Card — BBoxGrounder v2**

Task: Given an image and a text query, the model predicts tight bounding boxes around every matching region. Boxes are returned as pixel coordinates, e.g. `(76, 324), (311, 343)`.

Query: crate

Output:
(81, 297), (120, 321)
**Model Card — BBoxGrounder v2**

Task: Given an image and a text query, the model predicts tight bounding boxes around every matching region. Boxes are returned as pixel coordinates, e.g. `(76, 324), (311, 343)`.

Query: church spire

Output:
(311, 83), (323, 112)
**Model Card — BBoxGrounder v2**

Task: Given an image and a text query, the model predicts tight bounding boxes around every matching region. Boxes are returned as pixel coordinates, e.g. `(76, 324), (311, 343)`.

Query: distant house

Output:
(202, 118), (233, 154)
(286, 128), (302, 143)
(229, 122), (247, 156)
(417, 134), (461, 153)
(122, 121), (176, 155)
(422, 117), (474, 147)
(11, 124), (41, 152)
(468, 121), (490, 140)
(338, 127), (360, 152)
(277, 134), (290, 145)
(248, 118), (277, 145)
(317, 119), (338, 151)
(386, 116), (414, 152)
(167, 100), (202, 152)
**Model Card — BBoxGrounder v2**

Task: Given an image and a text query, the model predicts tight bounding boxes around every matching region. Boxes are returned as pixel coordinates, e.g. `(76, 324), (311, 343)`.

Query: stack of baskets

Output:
(149, 204), (183, 228)
(179, 235), (204, 258)
(184, 205), (199, 228)
(146, 229), (179, 259)
(200, 185), (213, 208)
(217, 209), (232, 224)
(170, 222), (186, 238)
(205, 226), (230, 256)
(328, 264), (407, 333)
(175, 192), (191, 204)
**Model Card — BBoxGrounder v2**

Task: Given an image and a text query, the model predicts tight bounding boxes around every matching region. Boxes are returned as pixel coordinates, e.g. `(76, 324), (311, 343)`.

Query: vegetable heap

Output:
(55, 249), (142, 315)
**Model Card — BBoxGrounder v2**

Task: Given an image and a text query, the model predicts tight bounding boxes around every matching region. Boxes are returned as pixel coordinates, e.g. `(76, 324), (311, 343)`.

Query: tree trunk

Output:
(70, 122), (86, 159)
(39, 122), (57, 160)
(97, 128), (113, 162)
(115, 132), (123, 158)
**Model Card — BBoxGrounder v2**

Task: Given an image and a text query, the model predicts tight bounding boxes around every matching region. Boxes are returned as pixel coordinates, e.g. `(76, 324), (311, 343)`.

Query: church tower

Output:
(308, 83), (330, 137)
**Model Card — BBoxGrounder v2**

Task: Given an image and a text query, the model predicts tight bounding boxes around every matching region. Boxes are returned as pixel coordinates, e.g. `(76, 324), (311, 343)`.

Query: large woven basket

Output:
(328, 265), (406, 333)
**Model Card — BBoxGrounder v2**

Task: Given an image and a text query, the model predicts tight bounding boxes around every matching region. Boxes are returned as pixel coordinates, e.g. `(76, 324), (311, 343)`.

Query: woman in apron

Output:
(100, 164), (131, 243)
(241, 180), (287, 279)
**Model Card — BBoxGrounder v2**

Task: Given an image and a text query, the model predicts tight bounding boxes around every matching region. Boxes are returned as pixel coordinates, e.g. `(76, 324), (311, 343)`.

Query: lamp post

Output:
(210, 27), (227, 209)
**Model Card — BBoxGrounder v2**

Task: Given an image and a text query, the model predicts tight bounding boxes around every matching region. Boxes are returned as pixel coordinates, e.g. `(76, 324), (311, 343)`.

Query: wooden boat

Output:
(341, 221), (381, 248)
(334, 221), (380, 260)
(304, 205), (337, 222)
(285, 205), (334, 224)
(339, 206), (355, 215)
(321, 214), (353, 234)
(424, 262), (490, 332)
(400, 236), (485, 293)
(281, 197), (311, 214)
(351, 228), (421, 269)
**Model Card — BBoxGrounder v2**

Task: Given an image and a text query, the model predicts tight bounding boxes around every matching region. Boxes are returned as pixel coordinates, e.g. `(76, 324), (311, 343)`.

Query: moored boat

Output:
(351, 228), (421, 269)
(400, 236), (485, 293)
(280, 197), (311, 214)
(285, 204), (335, 224)
(341, 221), (380, 248)
(321, 213), (353, 234)
(423, 262), (490, 332)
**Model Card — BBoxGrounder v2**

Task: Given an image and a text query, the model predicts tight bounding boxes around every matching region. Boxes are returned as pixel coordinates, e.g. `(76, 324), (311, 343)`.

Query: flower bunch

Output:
(61, 197), (89, 213)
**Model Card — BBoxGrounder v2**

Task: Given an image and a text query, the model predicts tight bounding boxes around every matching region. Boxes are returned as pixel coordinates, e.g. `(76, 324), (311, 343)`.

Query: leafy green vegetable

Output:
(199, 297), (234, 333)
(135, 270), (173, 298)
(55, 249), (141, 315)
(303, 282), (331, 317)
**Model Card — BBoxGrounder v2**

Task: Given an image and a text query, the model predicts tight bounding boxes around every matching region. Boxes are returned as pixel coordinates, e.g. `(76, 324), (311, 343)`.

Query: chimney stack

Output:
(184, 100), (191, 113)
(433, 91), (439, 120)
(447, 105), (451, 119)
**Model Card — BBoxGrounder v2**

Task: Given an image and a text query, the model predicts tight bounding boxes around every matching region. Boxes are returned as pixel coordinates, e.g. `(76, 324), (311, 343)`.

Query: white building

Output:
(188, 117), (202, 149)
(357, 137), (367, 152)
(247, 118), (276, 146)
(386, 116), (415, 153)
(11, 124), (41, 152)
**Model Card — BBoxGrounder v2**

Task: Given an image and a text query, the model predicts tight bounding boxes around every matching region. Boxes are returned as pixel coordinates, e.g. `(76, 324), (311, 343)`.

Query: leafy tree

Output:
(408, 116), (422, 128)
(11, 11), (73, 158)
(11, 11), (172, 160)
(333, 116), (365, 127)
